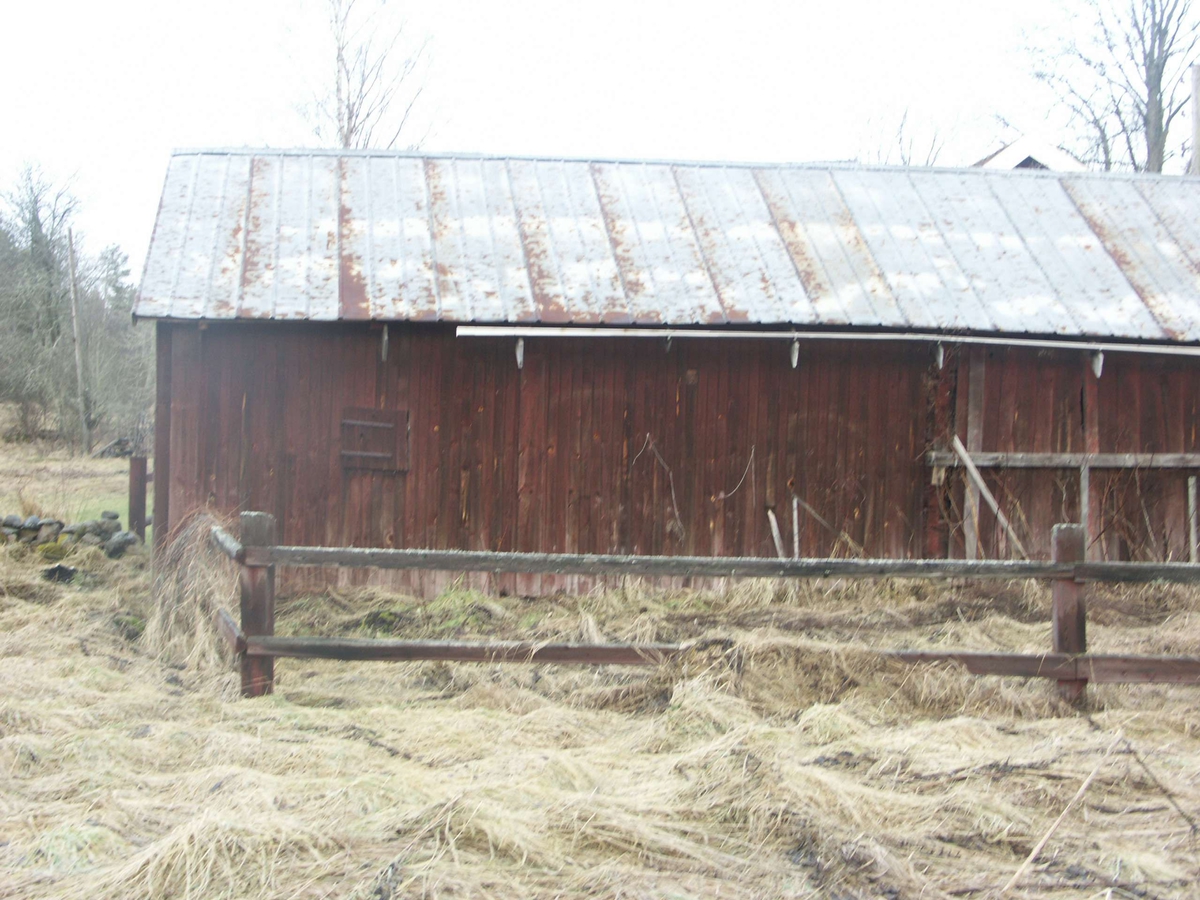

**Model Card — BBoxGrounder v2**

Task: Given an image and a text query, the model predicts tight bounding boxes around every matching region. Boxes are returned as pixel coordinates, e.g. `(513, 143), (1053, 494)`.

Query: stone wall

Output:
(2, 511), (141, 558)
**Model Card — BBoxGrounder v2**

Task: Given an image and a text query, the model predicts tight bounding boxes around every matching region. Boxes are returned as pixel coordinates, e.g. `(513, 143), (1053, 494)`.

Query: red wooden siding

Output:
(940, 347), (1200, 561)
(157, 322), (1200, 590)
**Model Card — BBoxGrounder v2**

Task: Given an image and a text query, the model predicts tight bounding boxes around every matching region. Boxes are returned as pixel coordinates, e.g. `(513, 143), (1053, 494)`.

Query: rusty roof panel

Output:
(428, 158), (486, 321)
(135, 149), (1200, 344)
(336, 157), (372, 320)
(270, 154), (317, 320)
(168, 155), (231, 318)
(507, 159), (570, 323)
(675, 166), (810, 324)
(835, 169), (998, 332)
(480, 159), (538, 322)
(990, 175), (1162, 340)
(138, 155), (198, 318)
(752, 168), (905, 327)
(591, 162), (723, 325)
(533, 160), (628, 324)
(908, 170), (1077, 335)
(239, 156), (285, 319)
(200, 155), (252, 319)
(1063, 177), (1200, 341)
(1134, 178), (1200, 277)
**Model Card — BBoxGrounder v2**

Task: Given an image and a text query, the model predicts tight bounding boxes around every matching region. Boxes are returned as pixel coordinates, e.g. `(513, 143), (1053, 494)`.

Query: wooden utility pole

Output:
(66, 229), (90, 453)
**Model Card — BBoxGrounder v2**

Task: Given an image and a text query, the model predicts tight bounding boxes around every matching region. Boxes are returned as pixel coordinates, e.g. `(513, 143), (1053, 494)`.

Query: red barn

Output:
(136, 149), (1200, 590)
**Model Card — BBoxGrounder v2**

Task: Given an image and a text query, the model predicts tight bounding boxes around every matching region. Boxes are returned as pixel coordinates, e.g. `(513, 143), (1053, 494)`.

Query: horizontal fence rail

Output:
(207, 515), (1200, 700)
(217, 536), (1200, 584)
(246, 635), (691, 665)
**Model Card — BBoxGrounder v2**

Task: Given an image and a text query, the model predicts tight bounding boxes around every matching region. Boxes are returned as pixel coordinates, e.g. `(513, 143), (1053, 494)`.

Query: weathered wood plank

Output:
(1082, 357), (1101, 559)
(213, 608), (247, 653)
(964, 348), (986, 560)
(1073, 561), (1200, 582)
(951, 435), (1028, 559)
(927, 451), (1200, 469)
(239, 635), (1200, 684)
(152, 322), (172, 551)
(129, 456), (148, 541)
(1075, 655), (1200, 683)
(249, 543), (1068, 578)
(1190, 474), (1198, 564)
(891, 651), (1078, 679)
(245, 541), (1200, 582)
(209, 525), (245, 563)
(239, 512), (276, 697)
(1051, 523), (1088, 703)
(247, 635), (685, 665)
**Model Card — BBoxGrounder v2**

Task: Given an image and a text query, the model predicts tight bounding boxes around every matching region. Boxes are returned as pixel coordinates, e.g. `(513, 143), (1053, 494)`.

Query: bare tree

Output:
(0, 169), (152, 446)
(310, 0), (430, 149)
(859, 108), (946, 167)
(4, 168), (77, 349)
(1031, 0), (1200, 171)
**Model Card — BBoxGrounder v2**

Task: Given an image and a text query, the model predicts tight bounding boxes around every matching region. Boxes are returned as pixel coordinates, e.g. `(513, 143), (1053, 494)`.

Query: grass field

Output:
(2, 442), (1200, 899)
(0, 440), (148, 532)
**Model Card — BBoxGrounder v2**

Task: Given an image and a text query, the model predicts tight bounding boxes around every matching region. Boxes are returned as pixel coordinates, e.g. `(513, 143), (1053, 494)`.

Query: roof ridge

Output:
(168, 147), (1194, 182)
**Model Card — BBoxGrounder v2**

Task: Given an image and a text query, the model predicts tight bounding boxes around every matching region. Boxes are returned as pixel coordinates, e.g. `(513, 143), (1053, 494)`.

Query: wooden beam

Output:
(247, 543), (1070, 579)
(891, 650), (1078, 679)
(926, 451), (1200, 469)
(239, 512), (276, 697)
(1082, 360), (1101, 560)
(1189, 475), (1198, 565)
(213, 608), (247, 653)
(242, 541), (1200, 584)
(951, 435), (1028, 560)
(152, 322), (172, 552)
(766, 509), (787, 560)
(1052, 524), (1088, 703)
(964, 348), (986, 560)
(239, 635), (1200, 684)
(792, 495), (800, 560)
(933, 653), (1200, 684)
(128, 456), (147, 541)
(1074, 655), (1200, 683)
(1073, 561), (1200, 583)
(209, 525), (245, 563)
(247, 636), (686, 665)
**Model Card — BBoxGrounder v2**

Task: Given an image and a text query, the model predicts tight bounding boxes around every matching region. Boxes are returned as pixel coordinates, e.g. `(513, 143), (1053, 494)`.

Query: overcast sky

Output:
(2, 0), (1085, 275)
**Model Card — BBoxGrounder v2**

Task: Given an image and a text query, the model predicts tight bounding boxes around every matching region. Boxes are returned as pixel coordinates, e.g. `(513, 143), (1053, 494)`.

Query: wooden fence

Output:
(209, 512), (1200, 703)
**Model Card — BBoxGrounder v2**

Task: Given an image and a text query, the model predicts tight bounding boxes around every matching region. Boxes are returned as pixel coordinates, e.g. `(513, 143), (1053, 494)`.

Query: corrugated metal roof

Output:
(135, 148), (1200, 342)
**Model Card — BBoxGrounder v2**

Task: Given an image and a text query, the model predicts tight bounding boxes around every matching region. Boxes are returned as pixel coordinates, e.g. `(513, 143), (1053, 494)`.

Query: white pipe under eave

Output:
(455, 325), (1200, 358)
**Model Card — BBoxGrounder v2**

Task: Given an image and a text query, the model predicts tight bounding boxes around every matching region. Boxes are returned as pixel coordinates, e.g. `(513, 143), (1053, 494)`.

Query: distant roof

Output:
(135, 148), (1200, 343)
(972, 137), (1086, 172)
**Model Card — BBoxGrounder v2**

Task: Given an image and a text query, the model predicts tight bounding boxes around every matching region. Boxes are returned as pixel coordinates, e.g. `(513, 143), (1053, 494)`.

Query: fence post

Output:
(239, 512), (276, 697)
(128, 455), (147, 541)
(1051, 523), (1087, 704)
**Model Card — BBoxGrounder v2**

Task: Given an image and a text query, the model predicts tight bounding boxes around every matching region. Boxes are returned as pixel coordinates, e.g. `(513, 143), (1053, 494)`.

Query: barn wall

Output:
(157, 322), (1200, 591)
(941, 346), (1200, 562)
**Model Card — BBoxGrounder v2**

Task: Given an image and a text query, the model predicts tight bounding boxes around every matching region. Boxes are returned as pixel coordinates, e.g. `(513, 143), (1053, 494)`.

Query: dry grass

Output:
(3, 547), (1200, 898)
(3, 450), (1200, 898)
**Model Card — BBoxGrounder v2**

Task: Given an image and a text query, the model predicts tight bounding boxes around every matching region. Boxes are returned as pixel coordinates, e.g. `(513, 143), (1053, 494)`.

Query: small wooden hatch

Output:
(340, 407), (408, 472)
